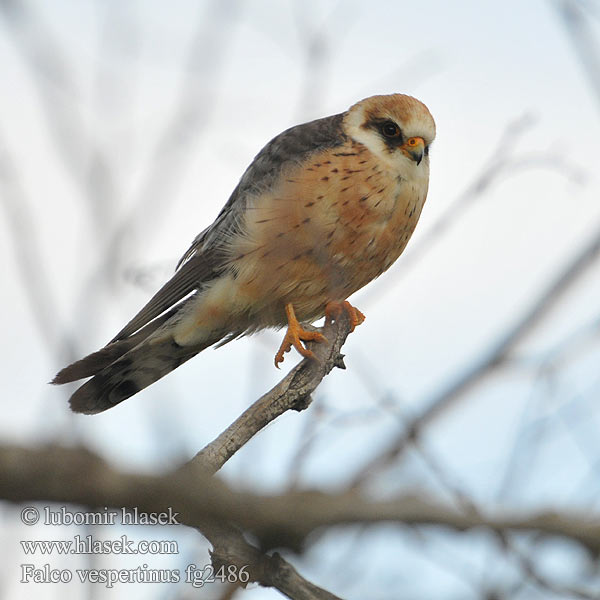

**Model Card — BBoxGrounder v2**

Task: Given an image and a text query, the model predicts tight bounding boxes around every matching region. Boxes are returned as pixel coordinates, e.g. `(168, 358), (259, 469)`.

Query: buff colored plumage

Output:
(53, 94), (436, 413)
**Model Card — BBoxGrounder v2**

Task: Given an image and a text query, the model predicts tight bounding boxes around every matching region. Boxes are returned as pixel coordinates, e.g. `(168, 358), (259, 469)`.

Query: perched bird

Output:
(53, 93), (436, 414)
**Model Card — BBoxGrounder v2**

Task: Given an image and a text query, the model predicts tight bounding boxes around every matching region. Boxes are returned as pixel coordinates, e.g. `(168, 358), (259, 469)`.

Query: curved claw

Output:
(275, 303), (327, 368)
(325, 300), (365, 332)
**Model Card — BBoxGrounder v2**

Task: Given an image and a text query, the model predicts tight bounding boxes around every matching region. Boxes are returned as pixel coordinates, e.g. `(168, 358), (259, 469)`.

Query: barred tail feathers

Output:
(67, 336), (209, 414)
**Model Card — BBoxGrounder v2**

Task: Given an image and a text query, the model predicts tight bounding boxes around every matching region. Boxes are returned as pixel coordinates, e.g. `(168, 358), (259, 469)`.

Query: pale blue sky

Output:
(2, 1), (600, 598)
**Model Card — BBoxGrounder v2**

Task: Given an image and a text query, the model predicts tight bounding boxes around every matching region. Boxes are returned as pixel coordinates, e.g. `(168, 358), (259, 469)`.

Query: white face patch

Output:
(344, 105), (431, 177)
(344, 106), (389, 159)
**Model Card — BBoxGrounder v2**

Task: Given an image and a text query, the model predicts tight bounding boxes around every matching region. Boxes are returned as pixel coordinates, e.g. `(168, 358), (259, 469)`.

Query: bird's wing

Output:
(177, 112), (347, 268)
(112, 112), (347, 342)
(110, 249), (221, 341)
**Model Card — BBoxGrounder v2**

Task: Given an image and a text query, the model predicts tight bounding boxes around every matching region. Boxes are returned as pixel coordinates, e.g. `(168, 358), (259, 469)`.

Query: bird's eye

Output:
(380, 121), (401, 138)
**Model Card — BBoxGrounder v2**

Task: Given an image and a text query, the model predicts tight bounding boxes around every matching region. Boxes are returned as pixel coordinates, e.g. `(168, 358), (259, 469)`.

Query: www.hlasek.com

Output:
(21, 535), (178, 556)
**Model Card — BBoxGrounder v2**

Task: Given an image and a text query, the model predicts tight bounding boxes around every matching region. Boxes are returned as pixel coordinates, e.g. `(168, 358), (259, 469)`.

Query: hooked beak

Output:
(401, 136), (426, 165)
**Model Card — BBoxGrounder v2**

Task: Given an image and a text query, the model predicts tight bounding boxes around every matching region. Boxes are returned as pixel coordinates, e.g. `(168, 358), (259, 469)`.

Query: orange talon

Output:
(325, 300), (366, 332)
(274, 303), (328, 367)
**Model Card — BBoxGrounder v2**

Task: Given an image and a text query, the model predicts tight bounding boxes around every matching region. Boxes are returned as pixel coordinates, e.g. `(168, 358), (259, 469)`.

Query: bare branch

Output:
(180, 312), (352, 598)
(188, 313), (352, 474)
(359, 114), (586, 310)
(209, 535), (343, 600)
(180, 313), (352, 597)
(353, 218), (600, 486)
(1, 444), (599, 556)
(414, 438), (598, 599)
(98, 0), (242, 278)
(553, 0), (600, 108)
(0, 130), (78, 363)
(0, 0), (118, 236)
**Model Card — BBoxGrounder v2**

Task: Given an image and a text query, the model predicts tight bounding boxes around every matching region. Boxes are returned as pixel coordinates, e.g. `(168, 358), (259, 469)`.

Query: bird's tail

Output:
(64, 335), (209, 414)
(52, 306), (219, 414)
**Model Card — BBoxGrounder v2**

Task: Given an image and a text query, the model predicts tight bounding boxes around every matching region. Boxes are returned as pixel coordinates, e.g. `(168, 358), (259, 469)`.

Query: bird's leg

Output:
(274, 303), (327, 367)
(325, 300), (366, 332)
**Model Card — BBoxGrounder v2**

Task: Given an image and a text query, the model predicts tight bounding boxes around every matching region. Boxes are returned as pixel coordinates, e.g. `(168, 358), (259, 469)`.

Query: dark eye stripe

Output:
(361, 116), (407, 149)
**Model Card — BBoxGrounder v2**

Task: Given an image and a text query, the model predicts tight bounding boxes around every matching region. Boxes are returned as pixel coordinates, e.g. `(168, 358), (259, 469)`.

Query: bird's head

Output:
(343, 94), (436, 172)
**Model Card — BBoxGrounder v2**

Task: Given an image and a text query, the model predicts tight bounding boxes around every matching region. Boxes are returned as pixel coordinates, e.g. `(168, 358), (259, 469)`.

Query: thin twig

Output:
(553, 0), (600, 108)
(186, 314), (352, 474)
(181, 315), (352, 598)
(359, 114), (586, 310)
(352, 218), (600, 487)
(0, 130), (78, 363)
(1, 444), (599, 556)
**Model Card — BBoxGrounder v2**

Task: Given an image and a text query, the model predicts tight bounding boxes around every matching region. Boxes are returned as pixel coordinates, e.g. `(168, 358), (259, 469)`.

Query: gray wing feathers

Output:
(234, 112), (347, 197)
(112, 249), (220, 342)
(52, 306), (180, 384)
(68, 335), (212, 414)
(178, 113), (347, 267)
(54, 111), (348, 411)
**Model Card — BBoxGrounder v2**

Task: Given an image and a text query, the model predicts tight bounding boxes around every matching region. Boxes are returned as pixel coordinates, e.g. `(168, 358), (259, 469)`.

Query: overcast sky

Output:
(2, 1), (600, 598)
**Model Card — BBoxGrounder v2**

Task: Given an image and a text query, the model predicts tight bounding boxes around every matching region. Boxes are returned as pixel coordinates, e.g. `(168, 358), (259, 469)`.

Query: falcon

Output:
(53, 93), (436, 414)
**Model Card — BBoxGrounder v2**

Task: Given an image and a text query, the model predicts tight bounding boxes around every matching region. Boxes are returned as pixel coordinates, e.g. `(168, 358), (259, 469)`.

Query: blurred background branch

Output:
(2, 444), (599, 555)
(2, 1), (600, 599)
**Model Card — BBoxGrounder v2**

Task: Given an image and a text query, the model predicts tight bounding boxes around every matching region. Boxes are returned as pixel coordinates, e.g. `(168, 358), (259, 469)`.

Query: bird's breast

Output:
(225, 144), (428, 323)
